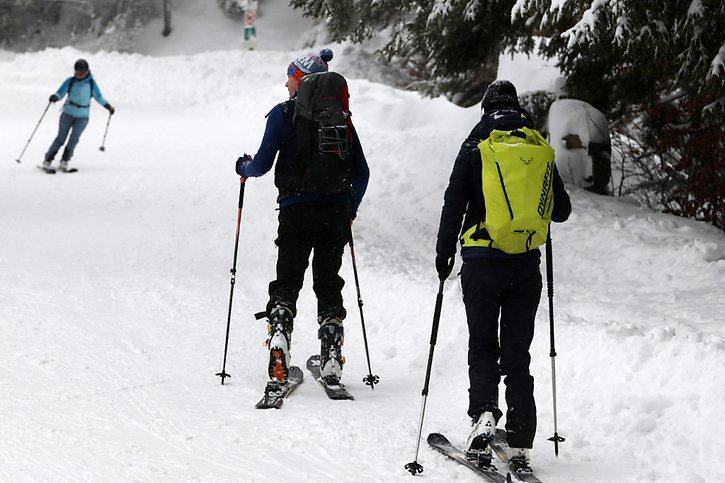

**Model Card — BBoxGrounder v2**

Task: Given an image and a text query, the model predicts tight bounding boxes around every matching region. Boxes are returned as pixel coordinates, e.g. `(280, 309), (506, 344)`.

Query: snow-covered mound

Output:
(1, 2), (724, 482)
(548, 98), (609, 188)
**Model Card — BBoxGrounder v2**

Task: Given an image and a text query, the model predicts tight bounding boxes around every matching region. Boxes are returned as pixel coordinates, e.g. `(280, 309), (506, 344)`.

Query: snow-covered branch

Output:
(709, 41), (725, 78)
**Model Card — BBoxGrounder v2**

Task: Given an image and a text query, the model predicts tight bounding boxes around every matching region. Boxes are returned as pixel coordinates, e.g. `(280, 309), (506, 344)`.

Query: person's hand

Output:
(236, 153), (252, 176)
(49, 94), (59, 102)
(435, 254), (454, 280)
(104, 103), (115, 115)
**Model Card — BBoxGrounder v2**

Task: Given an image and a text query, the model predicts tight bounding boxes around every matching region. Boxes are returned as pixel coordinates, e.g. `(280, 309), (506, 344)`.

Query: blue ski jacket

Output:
(54, 74), (108, 119)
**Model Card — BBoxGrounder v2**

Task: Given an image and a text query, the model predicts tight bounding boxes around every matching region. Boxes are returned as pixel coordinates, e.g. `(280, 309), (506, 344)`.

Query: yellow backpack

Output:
(461, 127), (555, 254)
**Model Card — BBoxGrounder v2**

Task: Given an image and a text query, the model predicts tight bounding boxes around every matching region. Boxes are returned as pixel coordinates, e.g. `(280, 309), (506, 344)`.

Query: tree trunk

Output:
(162, 0), (172, 36)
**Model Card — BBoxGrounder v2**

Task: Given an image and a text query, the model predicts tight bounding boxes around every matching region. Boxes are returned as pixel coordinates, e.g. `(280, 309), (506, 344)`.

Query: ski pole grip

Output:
(431, 294), (443, 343)
(430, 279), (445, 344)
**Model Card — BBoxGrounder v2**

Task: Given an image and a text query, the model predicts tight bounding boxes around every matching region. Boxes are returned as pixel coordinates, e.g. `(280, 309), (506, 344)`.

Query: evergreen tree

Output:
(0, 0), (157, 52)
(290, 0), (518, 106)
(513, 0), (725, 230)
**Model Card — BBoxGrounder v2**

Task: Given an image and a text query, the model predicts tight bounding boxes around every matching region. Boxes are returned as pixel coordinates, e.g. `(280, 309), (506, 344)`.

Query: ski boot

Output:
(465, 411), (497, 469)
(59, 160), (70, 172)
(265, 302), (294, 383)
(318, 316), (344, 385)
(508, 447), (533, 474)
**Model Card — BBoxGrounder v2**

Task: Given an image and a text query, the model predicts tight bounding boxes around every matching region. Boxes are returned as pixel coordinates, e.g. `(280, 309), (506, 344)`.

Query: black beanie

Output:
(74, 59), (89, 72)
(481, 80), (519, 113)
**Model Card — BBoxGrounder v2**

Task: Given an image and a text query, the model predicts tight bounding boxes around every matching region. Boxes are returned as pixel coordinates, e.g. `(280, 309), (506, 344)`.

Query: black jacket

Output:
(436, 106), (572, 261)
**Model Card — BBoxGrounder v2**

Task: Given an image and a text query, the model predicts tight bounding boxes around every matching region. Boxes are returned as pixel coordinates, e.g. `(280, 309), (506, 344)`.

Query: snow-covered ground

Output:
(1, 1), (724, 482)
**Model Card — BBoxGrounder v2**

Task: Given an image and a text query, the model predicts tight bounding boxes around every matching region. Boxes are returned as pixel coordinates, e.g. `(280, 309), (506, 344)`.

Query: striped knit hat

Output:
(287, 49), (334, 82)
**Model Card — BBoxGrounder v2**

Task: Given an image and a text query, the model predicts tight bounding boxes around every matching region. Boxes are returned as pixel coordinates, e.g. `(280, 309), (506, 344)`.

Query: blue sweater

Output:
(236, 102), (370, 210)
(54, 74), (108, 119)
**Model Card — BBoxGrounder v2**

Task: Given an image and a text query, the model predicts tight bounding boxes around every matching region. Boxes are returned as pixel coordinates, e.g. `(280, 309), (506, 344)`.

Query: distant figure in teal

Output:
(43, 58), (115, 172)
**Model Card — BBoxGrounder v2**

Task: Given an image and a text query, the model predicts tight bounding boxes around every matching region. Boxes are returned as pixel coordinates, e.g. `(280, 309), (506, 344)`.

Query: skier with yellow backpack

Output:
(435, 80), (572, 474)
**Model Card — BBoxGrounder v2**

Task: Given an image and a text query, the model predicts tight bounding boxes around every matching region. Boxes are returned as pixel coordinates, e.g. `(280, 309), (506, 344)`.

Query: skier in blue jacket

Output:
(42, 59), (115, 172)
(236, 49), (370, 386)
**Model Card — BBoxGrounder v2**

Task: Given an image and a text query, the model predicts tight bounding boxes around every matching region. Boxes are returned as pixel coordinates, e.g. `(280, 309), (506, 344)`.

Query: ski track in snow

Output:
(2, 4), (725, 483)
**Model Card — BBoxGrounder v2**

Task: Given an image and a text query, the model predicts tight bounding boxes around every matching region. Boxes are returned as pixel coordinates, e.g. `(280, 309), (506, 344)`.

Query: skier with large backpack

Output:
(435, 80), (571, 474)
(235, 49), (370, 389)
(42, 59), (115, 173)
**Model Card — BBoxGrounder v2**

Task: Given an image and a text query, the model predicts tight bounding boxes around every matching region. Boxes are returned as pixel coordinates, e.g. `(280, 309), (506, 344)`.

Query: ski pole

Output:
(348, 221), (379, 390)
(99, 111), (112, 152)
(15, 101), (51, 163)
(545, 230), (565, 456)
(405, 260), (453, 476)
(216, 176), (248, 385)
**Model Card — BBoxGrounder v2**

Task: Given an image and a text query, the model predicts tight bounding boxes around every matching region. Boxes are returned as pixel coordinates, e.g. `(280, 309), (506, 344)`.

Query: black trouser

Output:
(268, 202), (348, 320)
(461, 257), (542, 449)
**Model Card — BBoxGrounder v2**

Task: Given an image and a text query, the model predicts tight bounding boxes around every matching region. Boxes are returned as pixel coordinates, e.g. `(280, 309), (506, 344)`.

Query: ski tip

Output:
(306, 354), (322, 371)
(288, 365), (304, 382)
(427, 432), (449, 445)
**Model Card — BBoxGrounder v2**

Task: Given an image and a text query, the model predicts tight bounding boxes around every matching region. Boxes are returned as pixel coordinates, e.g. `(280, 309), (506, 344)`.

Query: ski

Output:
(490, 429), (543, 483)
(305, 355), (354, 400)
(427, 433), (510, 483)
(37, 165), (56, 174)
(59, 167), (78, 173)
(254, 366), (303, 409)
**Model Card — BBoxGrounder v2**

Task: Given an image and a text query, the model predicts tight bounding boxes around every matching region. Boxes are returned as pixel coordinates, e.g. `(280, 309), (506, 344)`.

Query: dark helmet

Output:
(481, 80), (519, 114)
(74, 58), (89, 72)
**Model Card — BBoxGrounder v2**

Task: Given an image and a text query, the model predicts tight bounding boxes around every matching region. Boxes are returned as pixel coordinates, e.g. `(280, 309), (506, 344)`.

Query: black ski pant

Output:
(461, 257), (542, 449)
(267, 202), (348, 321)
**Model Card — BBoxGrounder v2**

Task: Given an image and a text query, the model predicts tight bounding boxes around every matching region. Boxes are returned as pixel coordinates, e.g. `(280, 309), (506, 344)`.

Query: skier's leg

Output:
(310, 202), (348, 380)
(461, 258), (504, 421)
(310, 202), (348, 318)
(265, 204), (313, 382)
(61, 116), (89, 162)
(268, 204), (314, 312)
(45, 112), (73, 162)
(500, 260), (542, 449)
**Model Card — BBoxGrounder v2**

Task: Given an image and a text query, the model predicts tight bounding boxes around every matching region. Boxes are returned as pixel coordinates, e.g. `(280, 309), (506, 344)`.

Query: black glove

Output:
(435, 254), (454, 280)
(49, 94), (59, 102)
(104, 103), (115, 115)
(236, 153), (252, 175)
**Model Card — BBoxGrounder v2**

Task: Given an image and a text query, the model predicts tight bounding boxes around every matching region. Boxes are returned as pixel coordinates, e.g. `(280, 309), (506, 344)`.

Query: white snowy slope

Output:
(1, 2), (724, 483)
